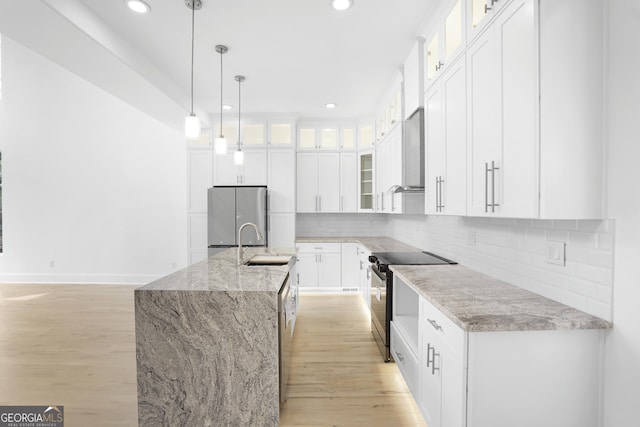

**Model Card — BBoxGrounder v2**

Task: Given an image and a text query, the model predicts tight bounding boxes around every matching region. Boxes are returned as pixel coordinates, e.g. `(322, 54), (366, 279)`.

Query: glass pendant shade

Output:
(234, 149), (244, 165)
(185, 114), (201, 139)
(214, 136), (228, 154)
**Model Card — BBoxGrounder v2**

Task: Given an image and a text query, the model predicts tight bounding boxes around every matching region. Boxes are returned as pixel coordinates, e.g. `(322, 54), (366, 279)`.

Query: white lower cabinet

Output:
(419, 296), (466, 427)
(296, 243), (342, 290)
(341, 243), (360, 290)
(391, 322), (419, 397)
(393, 278), (604, 427)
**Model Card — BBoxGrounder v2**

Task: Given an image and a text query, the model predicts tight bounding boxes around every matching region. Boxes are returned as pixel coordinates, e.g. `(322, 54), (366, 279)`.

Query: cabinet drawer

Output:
(391, 321), (419, 398)
(420, 297), (466, 363)
(296, 242), (342, 253)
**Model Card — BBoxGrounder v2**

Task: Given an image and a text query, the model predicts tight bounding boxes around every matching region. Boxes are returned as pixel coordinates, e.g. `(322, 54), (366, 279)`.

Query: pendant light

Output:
(184, 0), (202, 139)
(214, 45), (229, 154)
(234, 75), (246, 166)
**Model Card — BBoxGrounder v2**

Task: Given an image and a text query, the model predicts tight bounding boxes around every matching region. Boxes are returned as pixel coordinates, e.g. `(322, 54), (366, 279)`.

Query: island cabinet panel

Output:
(135, 289), (280, 426)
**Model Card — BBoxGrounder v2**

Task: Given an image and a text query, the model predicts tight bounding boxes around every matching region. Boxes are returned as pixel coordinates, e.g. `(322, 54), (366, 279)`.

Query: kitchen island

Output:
(134, 247), (296, 427)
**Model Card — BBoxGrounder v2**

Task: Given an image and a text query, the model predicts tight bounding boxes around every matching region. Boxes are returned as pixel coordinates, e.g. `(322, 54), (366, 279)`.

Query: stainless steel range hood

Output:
(388, 107), (425, 194)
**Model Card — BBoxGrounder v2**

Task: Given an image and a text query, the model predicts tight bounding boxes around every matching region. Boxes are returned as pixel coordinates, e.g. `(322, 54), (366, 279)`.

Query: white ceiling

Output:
(1, 0), (440, 125)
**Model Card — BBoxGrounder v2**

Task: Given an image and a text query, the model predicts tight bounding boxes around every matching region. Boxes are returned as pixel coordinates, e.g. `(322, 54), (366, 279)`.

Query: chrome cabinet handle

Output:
(319, 196), (322, 211)
(484, 4), (492, 12)
(485, 162), (489, 213)
(296, 273), (300, 284)
(427, 318), (442, 331)
(485, 160), (500, 213)
(491, 160), (500, 212)
(432, 349), (440, 375)
(435, 176), (445, 212)
(426, 343), (440, 375)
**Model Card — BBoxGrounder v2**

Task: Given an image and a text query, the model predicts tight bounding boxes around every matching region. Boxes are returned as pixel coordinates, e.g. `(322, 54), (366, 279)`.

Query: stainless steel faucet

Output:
(237, 222), (263, 265)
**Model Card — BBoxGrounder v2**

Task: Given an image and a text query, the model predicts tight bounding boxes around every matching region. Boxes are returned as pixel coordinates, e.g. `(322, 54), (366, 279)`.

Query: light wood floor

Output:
(0, 285), (425, 427)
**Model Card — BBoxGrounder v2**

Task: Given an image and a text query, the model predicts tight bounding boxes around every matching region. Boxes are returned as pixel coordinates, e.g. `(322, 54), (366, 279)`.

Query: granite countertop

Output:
(137, 246), (296, 293)
(391, 264), (612, 332)
(296, 236), (420, 253)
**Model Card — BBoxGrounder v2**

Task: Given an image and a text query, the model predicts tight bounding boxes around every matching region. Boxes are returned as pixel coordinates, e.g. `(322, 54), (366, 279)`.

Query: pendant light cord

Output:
(237, 78), (241, 148)
(219, 49), (224, 138)
(190, 4), (195, 115)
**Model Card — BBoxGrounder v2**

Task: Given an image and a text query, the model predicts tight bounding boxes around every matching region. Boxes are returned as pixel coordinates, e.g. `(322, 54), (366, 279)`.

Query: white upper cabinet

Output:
(297, 124), (342, 150)
(469, 0), (511, 42)
(425, 57), (467, 216)
(375, 73), (403, 142)
(298, 126), (317, 150)
(424, 0), (465, 89)
(340, 152), (358, 212)
(358, 150), (376, 212)
(465, 0), (604, 219)
(340, 126), (356, 151)
(319, 127), (339, 150)
(268, 121), (295, 148)
(241, 121), (266, 147)
(466, 0), (537, 218)
(404, 40), (425, 118)
(214, 150), (267, 186)
(296, 152), (340, 212)
(358, 124), (375, 149)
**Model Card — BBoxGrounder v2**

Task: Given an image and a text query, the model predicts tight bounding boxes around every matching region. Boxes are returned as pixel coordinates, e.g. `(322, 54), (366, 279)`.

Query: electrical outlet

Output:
(546, 241), (566, 266)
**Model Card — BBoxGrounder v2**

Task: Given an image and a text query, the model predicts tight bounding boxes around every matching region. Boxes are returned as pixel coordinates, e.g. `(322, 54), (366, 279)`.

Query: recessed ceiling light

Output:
(126, 0), (151, 14)
(330, 0), (353, 11)
(223, 104), (233, 110)
(325, 103), (337, 109)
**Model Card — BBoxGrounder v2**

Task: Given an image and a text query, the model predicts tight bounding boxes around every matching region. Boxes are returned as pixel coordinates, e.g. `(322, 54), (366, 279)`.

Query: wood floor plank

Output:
(280, 294), (426, 427)
(0, 285), (425, 426)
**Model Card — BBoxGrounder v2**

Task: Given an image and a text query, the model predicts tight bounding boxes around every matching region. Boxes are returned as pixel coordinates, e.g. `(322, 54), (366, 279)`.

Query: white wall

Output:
(603, 0), (640, 424)
(0, 37), (187, 284)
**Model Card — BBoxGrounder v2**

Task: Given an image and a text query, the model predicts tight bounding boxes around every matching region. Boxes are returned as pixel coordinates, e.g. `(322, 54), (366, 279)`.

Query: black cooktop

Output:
(370, 251), (457, 267)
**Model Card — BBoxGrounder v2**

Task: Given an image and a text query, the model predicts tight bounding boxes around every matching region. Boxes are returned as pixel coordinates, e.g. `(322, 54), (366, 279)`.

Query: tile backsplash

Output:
(297, 213), (614, 321)
(296, 213), (387, 237)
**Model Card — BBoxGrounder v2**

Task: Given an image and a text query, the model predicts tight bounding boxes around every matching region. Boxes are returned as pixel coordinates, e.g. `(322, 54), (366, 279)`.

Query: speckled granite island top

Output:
(139, 246), (296, 292)
(390, 264), (612, 332)
(135, 247), (296, 427)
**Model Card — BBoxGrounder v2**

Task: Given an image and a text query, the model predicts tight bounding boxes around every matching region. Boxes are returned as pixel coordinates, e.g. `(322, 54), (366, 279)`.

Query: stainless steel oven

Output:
(370, 263), (392, 361)
(369, 251), (457, 362)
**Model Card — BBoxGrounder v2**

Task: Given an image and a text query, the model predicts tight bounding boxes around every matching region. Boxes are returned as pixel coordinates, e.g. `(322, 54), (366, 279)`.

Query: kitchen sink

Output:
(244, 255), (291, 266)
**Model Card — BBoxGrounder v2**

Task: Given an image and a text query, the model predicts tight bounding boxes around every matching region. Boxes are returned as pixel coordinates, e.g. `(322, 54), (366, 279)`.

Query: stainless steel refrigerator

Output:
(207, 186), (268, 257)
